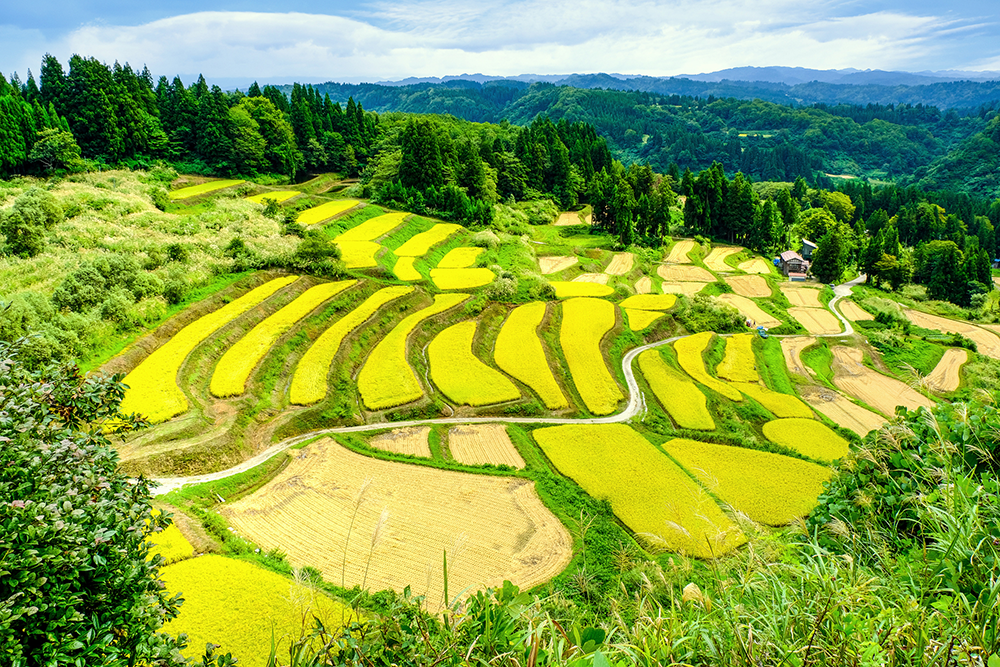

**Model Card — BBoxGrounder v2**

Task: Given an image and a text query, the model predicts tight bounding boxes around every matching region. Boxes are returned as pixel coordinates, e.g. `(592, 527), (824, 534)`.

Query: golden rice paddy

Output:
(428, 321), (521, 406)
(493, 302), (568, 409)
(560, 297), (623, 415)
(297, 199), (361, 225)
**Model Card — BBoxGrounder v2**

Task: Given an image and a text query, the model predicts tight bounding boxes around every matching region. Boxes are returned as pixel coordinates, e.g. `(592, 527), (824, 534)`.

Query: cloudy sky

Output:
(2, 0), (999, 84)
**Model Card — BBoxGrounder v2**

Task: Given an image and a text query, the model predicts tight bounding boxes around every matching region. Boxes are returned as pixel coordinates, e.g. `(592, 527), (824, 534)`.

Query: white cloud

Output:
(2, 3), (993, 82)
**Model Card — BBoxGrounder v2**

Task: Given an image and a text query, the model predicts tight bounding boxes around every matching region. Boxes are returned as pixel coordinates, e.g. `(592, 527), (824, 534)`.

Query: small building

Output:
(801, 239), (817, 259)
(779, 250), (809, 277)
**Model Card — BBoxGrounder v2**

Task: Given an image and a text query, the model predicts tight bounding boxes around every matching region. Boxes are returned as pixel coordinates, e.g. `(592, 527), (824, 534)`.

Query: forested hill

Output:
(297, 80), (1000, 197)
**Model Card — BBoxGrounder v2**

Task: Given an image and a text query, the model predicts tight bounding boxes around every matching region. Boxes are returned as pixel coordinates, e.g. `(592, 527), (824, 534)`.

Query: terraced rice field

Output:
(168, 179), (244, 199)
(297, 199), (361, 225)
(638, 350), (715, 430)
(494, 302), (568, 410)
(357, 293), (469, 410)
(550, 281), (614, 298)
(839, 300), (873, 321)
(560, 298), (623, 415)
(437, 247), (484, 269)
(335, 211), (408, 241)
(211, 281), (354, 397)
(780, 336), (816, 376)
(660, 282), (708, 296)
(780, 285), (823, 308)
(290, 285), (413, 405)
(664, 439), (832, 525)
(119, 277), (298, 422)
(393, 257), (422, 281)
(831, 346), (935, 415)
(428, 321), (520, 406)
(572, 273), (609, 284)
(763, 418), (851, 463)
(337, 241), (382, 268)
(430, 268), (495, 290)
(625, 309), (664, 331)
(161, 555), (354, 664)
(925, 347), (968, 392)
(715, 333), (759, 383)
(738, 258), (773, 274)
(666, 240), (698, 263)
(634, 276), (652, 293)
(733, 383), (814, 418)
(798, 386), (885, 437)
(147, 517), (194, 565)
(369, 426), (431, 457)
(657, 264), (715, 282)
(715, 294), (782, 328)
(246, 190), (299, 204)
(533, 425), (744, 557)
(703, 247), (742, 271)
(539, 256), (578, 274)
(620, 294), (677, 311)
(674, 332), (743, 402)
(788, 307), (842, 334)
(447, 424), (525, 468)
(554, 211), (585, 226)
(605, 252), (634, 275)
(905, 309), (1000, 359)
(220, 438), (572, 608)
(394, 223), (461, 256)
(725, 275), (771, 298)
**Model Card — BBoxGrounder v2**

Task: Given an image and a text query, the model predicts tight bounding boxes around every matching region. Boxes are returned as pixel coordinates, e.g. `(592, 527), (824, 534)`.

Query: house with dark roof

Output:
(778, 250), (809, 279)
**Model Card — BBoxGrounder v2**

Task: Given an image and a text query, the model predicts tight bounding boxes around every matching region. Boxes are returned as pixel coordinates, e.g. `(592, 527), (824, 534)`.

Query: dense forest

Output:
(305, 79), (1000, 196)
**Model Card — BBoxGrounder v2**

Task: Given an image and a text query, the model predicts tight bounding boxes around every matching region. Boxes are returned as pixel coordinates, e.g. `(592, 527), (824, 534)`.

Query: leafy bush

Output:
(0, 188), (64, 258)
(52, 253), (157, 313)
(0, 339), (187, 666)
(676, 294), (745, 334)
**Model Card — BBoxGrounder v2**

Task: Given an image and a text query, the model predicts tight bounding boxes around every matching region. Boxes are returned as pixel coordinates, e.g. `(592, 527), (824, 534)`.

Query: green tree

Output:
(810, 225), (850, 283)
(0, 339), (187, 667)
(28, 127), (83, 173)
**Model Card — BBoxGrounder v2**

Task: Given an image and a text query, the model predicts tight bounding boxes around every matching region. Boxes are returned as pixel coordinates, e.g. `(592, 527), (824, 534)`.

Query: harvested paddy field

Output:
(788, 307), (842, 334)
(539, 255), (578, 274)
(369, 427), (432, 458)
(780, 336), (816, 376)
(715, 294), (782, 328)
(839, 300), (873, 321)
(555, 211), (586, 226)
(780, 285), (823, 308)
(831, 346), (935, 415)
(738, 258), (773, 274)
(635, 276), (652, 293)
(905, 310), (1000, 359)
(447, 424), (524, 469)
(572, 273), (610, 284)
(661, 282), (708, 296)
(666, 240), (698, 263)
(725, 275), (771, 298)
(220, 438), (572, 608)
(925, 348), (968, 392)
(798, 386), (885, 437)
(703, 247), (742, 271)
(657, 264), (715, 282)
(604, 252), (634, 275)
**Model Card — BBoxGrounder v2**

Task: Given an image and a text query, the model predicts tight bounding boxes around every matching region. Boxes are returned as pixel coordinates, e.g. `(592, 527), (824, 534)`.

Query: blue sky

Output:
(2, 0), (999, 83)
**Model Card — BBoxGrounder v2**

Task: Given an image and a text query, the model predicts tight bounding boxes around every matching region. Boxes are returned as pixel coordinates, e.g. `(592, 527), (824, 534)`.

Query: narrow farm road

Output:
(151, 279), (865, 495)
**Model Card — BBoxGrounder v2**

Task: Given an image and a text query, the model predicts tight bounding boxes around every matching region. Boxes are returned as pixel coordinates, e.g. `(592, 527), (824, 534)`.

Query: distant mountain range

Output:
(375, 66), (1000, 89)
